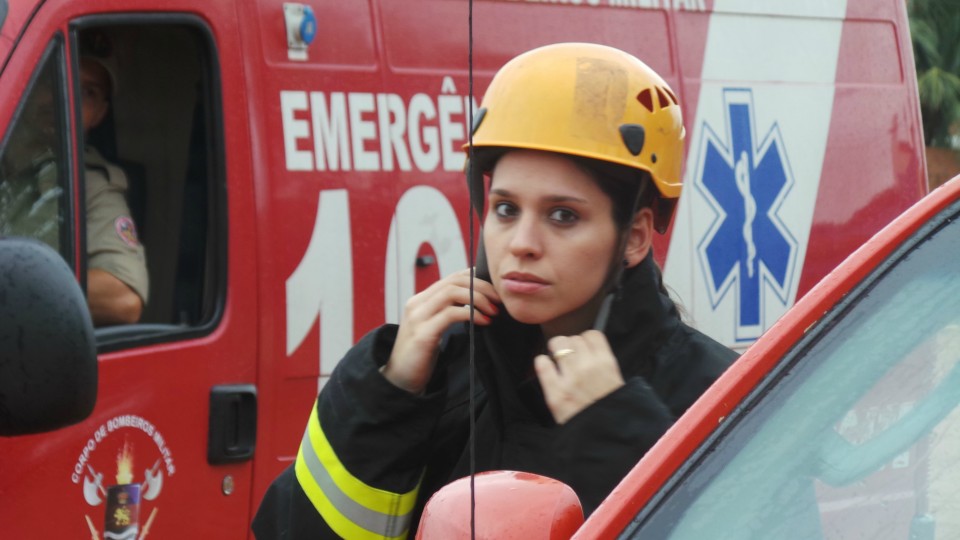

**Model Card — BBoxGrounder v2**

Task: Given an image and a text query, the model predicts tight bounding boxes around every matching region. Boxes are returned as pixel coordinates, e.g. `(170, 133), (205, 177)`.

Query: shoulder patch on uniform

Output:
(114, 216), (140, 248)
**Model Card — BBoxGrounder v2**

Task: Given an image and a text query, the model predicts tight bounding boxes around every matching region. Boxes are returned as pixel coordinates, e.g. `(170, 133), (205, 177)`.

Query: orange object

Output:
(417, 471), (583, 540)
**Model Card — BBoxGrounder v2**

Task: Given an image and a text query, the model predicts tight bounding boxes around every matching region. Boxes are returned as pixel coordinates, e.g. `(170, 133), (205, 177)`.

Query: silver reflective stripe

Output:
(300, 429), (412, 537)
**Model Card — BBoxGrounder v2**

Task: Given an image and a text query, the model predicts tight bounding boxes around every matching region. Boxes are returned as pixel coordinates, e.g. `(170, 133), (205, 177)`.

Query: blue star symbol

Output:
(696, 89), (797, 341)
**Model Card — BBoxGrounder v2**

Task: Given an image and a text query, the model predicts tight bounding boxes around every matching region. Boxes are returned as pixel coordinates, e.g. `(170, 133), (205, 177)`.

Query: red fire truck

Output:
(0, 0), (926, 537)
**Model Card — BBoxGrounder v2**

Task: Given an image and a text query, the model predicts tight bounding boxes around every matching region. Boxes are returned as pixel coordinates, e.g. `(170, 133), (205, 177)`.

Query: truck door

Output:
(0, 1), (259, 537)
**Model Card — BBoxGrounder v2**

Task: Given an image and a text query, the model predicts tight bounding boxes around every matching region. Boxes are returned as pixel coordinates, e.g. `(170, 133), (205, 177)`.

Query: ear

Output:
(624, 207), (653, 268)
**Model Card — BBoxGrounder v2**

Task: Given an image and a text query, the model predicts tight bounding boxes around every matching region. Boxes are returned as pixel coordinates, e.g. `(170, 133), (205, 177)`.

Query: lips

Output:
(501, 271), (549, 294)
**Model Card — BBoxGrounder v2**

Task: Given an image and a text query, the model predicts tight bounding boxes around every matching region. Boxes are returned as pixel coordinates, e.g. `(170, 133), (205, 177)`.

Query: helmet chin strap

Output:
(593, 178), (649, 332)
(591, 247), (627, 332)
(592, 292), (617, 332)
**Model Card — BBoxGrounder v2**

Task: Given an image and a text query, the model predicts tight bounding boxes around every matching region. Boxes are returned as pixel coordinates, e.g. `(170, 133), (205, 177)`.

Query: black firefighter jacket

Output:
(252, 254), (737, 539)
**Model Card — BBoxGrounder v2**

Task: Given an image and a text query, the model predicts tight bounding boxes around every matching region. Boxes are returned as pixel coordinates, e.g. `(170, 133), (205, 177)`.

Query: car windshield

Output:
(629, 203), (960, 540)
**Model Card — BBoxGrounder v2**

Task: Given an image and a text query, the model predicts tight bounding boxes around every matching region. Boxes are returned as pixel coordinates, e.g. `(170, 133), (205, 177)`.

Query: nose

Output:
(508, 214), (543, 259)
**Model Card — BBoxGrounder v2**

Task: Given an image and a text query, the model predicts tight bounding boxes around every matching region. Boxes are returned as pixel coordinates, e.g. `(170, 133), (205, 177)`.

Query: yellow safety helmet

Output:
(467, 42), (685, 232)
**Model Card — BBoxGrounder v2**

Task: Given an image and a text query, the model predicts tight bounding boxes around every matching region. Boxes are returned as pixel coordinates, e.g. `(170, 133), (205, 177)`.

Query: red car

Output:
(421, 174), (960, 539)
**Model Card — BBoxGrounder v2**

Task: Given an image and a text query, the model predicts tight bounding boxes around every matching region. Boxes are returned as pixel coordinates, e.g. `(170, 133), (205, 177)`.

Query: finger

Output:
(417, 268), (469, 297)
(548, 335), (590, 368)
(428, 271), (501, 313)
(414, 268), (486, 305)
(470, 277), (502, 304)
(535, 354), (578, 425)
(445, 272), (502, 308)
(400, 301), (485, 345)
(451, 287), (501, 318)
(579, 330), (617, 368)
(546, 335), (575, 357)
(534, 353), (562, 385)
(581, 329), (611, 352)
(443, 269), (502, 301)
(406, 279), (497, 322)
(441, 304), (493, 326)
(411, 305), (491, 340)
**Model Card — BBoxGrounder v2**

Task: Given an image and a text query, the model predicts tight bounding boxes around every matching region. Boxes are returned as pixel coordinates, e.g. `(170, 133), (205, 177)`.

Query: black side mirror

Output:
(0, 238), (97, 436)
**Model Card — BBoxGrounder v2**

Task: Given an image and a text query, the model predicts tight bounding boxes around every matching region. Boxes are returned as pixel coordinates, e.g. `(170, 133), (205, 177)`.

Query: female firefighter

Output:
(253, 42), (737, 539)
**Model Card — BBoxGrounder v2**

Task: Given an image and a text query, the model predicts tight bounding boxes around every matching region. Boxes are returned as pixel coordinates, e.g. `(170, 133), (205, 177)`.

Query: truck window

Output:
(75, 20), (224, 348)
(0, 41), (72, 260)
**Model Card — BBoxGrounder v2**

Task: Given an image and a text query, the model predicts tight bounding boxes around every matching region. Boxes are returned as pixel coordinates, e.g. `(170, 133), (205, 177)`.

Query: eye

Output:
(81, 85), (105, 104)
(548, 207), (578, 225)
(493, 201), (518, 219)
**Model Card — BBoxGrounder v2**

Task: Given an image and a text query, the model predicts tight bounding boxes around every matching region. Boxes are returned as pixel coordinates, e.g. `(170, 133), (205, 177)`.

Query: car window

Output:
(75, 20), (226, 349)
(627, 203), (960, 540)
(0, 41), (72, 259)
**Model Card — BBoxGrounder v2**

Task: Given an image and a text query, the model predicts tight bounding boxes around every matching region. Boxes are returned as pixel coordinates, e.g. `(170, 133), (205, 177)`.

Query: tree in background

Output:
(910, 0), (960, 148)
(909, 0), (960, 188)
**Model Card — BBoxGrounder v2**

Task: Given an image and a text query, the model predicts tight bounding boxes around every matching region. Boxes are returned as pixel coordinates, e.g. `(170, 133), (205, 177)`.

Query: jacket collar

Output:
(478, 251), (680, 424)
(605, 252), (681, 378)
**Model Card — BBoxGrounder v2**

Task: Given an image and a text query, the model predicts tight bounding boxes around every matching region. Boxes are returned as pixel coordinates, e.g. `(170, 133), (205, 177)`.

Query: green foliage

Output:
(910, 0), (960, 147)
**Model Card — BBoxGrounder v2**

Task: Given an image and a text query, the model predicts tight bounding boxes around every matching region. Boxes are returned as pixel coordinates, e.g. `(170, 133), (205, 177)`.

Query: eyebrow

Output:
(489, 188), (588, 204)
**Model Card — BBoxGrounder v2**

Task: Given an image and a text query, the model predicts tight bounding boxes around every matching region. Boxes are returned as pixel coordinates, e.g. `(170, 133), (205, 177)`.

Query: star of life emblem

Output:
(695, 88), (797, 342)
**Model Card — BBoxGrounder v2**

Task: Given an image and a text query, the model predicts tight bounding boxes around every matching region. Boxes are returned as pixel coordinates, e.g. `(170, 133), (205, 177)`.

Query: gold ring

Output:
(553, 348), (575, 360)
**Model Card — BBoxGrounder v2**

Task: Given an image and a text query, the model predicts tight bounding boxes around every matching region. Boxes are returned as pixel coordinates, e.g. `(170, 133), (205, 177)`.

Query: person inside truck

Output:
(0, 52), (149, 326)
(79, 54), (149, 326)
(252, 43), (736, 539)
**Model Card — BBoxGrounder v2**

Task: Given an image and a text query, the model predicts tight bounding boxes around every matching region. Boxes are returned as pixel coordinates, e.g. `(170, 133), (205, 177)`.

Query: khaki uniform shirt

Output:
(85, 147), (149, 304)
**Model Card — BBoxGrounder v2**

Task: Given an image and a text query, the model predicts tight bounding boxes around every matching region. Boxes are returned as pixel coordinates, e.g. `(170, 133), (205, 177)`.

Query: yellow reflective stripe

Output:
(295, 403), (419, 539)
(305, 404), (419, 515)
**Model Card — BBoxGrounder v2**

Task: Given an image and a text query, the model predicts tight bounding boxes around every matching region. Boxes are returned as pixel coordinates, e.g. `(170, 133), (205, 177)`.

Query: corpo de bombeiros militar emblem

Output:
(71, 414), (176, 540)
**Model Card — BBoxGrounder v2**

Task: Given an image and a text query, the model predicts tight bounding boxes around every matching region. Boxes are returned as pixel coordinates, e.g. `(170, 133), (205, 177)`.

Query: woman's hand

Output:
(534, 330), (625, 424)
(382, 268), (500, 395)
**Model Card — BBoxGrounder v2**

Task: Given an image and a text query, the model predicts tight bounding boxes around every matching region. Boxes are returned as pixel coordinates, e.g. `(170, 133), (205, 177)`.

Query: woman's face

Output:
(484, 150), (619, 335)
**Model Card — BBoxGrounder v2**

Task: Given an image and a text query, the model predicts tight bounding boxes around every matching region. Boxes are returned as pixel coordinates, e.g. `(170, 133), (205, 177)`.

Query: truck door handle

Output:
(207, 384), (257, 464)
